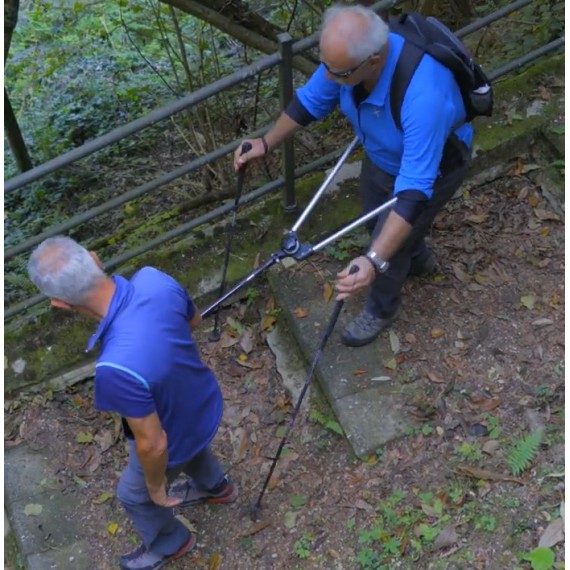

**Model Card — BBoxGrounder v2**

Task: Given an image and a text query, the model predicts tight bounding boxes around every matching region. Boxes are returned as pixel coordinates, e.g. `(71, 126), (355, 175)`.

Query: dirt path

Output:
(5, 164), (564, 570)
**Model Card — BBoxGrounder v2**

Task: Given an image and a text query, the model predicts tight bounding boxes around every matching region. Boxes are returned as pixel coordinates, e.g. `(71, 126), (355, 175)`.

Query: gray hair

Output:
(321, 5), (390, 61)
(27, 236), (106, 305)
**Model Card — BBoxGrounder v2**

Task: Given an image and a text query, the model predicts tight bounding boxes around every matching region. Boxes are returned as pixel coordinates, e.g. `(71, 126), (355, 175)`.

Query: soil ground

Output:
(4, 164), (565, 570)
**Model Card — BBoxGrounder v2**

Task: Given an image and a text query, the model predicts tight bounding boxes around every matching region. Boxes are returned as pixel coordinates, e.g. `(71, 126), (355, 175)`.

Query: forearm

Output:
(264, 113), (302, 151)
(370, 211), (413, 261)
(135, 437), (169, 491)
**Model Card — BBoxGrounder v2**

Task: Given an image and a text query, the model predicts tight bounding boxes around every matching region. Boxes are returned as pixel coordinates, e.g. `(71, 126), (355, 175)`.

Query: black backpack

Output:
(389, 12), (493, 131)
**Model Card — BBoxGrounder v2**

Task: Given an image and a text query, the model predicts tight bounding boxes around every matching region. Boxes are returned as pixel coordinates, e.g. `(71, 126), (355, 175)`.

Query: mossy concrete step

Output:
(266, 262), (412, 460)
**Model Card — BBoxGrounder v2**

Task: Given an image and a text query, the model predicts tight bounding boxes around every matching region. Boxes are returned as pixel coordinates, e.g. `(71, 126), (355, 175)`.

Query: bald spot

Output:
(320, 11), (370, 70)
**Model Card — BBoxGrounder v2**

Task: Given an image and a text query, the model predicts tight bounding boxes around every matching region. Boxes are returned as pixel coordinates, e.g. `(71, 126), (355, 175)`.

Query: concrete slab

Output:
(5, 445), (92, 568)
(267, 261), (413, 460)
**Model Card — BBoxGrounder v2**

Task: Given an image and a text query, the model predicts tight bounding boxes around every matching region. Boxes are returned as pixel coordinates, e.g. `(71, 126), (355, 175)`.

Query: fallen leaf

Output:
(323, 282), (334, 303)
(454, 465), (524, 484)
(293, 307), (308, 318)
(92, 491), (114, 505)
(107, 522), (119, 535)
(478, 397), (502, 412)
(452, 263), (469, 283)
(261, 314), (277, 331)
(465, 213), (488, 224)
(538, 518), (564, 548)
(353, 368), (367, 376)
(385, 358), (398, 370)
(94, 430), (115, 452)
(534, 208), (561, 221)
(405, 333), (417, 344)
(238, 353), (248, 362)
(528, 195), (540, 208)
(209, 552), (223, 570)
(431, 328), (444, 339)
(216, 331), (239, 348)
(226, 316), (244, 336)
(24, 503), (43, 516)
(513, 156), (524, 175)
(520, 295), (536, 310)
(76, 431), (94, 444)
(482, 440), (500, 455)
(426, 371), (444, 384)
(353, 499), (375, 513)
(474, 272), (489, 286)
(176, 514), (199, 533)
(241, 521), (271, 537)
(290, 495), (307, 508)
(239, 330), (254, 354)
(284, 511), (298, 529)
(433, 525), (458, 551)
(389, 331), (400, 354)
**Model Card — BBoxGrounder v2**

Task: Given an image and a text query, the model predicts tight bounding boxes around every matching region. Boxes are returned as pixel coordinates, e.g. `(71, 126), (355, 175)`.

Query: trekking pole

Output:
(249, 265), (359, 521)
(209, 142), (252, 342)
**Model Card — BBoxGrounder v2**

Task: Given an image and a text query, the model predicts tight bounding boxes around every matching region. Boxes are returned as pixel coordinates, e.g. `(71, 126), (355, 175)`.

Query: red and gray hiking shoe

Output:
(119, 532), (195, 570)
(170, 475), (238, 508)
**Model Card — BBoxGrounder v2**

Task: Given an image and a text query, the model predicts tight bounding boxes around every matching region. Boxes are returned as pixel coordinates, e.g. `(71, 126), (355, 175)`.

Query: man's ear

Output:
(51, 299), (73, 311)
(89, 251), (104, 270)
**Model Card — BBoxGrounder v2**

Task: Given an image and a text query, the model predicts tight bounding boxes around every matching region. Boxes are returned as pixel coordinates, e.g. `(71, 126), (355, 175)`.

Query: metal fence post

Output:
(278, 32), (297, 214)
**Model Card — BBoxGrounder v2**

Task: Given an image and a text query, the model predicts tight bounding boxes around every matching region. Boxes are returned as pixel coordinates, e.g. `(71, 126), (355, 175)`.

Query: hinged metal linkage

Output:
(201, 195), (397, 319)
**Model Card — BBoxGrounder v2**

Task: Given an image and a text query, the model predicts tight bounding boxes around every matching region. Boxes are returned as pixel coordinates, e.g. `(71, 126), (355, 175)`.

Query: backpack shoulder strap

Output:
(390, 40), (425, 131)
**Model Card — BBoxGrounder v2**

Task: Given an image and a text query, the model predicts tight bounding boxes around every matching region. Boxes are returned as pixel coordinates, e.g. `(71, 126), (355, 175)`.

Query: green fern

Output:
(506, 431), (543, 476)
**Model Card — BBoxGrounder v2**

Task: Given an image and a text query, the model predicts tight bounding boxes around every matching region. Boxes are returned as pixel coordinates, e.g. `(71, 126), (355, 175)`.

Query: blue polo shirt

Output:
(86, 268), (223, 467)
(296, 32), (474, 199)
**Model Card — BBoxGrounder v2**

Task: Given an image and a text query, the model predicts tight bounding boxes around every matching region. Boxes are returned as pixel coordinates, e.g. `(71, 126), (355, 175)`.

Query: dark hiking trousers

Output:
(360, 136), (471, 318)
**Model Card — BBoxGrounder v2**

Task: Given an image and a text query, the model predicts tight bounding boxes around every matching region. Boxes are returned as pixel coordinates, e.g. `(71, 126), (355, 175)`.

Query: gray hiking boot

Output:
(409, 249), (438, 277)
(119, 533), (195, 570)
(341, 307), (400, 347)
(169, 475), (238, 508)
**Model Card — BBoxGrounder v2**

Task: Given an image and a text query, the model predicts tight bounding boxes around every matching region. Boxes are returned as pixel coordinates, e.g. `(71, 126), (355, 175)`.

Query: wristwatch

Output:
(365, 250), (389, 274)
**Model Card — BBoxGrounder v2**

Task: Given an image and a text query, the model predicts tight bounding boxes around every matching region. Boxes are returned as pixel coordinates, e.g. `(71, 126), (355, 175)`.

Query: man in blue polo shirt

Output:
(235, 5), (472, 347)
(27, 236), (237, 570)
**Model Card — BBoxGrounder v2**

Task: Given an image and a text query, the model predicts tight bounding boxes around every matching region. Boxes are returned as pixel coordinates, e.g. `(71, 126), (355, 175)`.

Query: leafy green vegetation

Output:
(506, 431), (543, 476)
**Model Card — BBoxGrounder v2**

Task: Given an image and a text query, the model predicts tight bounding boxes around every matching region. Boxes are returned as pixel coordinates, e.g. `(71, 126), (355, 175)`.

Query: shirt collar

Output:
(357, 35), (401, 107)
(86, 275), (133, 352)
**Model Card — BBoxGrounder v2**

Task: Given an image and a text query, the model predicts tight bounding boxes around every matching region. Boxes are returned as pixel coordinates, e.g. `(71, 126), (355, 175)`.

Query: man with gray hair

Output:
(235, 4), (472, 347)
(28, 236), (237, 570)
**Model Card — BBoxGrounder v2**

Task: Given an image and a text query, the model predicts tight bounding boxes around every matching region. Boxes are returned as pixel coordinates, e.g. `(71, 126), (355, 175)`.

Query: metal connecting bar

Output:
(297, 197), (398, 260)
(488, 37), (564, 81)
(200, 253), (285, 319)
(291, 137), (360, 233)
(456, 0), (534, 39)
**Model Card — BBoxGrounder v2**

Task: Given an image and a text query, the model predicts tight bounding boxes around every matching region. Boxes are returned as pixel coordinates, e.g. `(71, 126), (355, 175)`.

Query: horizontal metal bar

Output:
(4, 147), (348, 320)
(456, 0), (534, 39)
(488, 37), (564, 80)
(5, 125), (271, 260)
(4, 56), (280, 194)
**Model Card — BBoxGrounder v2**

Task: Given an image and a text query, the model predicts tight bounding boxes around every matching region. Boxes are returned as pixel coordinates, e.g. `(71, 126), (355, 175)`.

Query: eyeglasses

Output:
(321, 56), (371, 79)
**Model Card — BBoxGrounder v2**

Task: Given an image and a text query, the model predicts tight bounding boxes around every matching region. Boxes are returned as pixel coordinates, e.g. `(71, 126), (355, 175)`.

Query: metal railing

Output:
(4, 0), (564, 320)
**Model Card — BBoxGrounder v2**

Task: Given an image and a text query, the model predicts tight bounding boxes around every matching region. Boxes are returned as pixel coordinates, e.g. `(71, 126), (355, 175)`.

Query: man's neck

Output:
(86, 278), (116, 321)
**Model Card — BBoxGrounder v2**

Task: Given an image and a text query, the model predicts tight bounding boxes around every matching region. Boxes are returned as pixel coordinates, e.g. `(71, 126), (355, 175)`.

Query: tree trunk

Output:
(4, 0), (19, 63)
(159, 0), (317, 76)
(5, 88), (33, 172)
